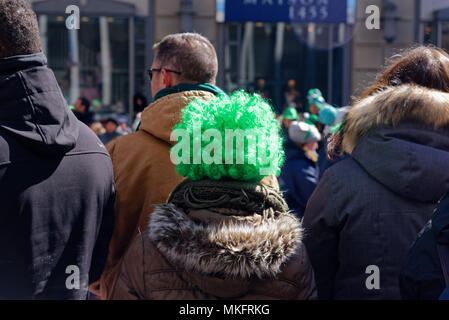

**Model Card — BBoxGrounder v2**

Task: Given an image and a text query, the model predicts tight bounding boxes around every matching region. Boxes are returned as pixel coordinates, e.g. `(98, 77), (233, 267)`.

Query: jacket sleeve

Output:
(108, 234), (147, 300)
(302, 168), (341, 299)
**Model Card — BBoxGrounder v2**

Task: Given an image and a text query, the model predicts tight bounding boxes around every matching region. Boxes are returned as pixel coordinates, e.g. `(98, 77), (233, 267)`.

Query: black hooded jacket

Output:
(0, 53), (115, 299)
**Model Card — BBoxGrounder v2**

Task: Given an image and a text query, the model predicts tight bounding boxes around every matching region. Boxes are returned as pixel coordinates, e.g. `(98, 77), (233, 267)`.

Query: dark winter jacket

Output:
(279, 146), (318, 218)
(282, 125), (298, 151)
(399, 192), (449, 300)
(303, 85), (449, 300)
(0, 53), (115, 299)
(99, 131), (122, 145)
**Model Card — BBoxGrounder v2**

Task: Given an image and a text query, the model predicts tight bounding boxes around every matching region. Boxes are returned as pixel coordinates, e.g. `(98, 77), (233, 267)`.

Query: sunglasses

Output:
(148, 67), (181, 80)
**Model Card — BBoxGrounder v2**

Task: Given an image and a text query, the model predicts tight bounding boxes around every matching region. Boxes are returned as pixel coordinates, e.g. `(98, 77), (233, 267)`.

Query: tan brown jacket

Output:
(108, 202), (317, 300)
(98, 90), (217, 298)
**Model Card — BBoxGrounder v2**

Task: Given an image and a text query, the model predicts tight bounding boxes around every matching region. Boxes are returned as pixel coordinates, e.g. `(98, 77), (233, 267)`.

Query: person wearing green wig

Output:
(108, 91), (317, 300)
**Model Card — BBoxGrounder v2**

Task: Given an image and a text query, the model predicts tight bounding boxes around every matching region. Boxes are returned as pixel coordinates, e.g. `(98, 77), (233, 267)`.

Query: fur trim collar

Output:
(342, 85), (449, 154)
(148, 203), (303, 279)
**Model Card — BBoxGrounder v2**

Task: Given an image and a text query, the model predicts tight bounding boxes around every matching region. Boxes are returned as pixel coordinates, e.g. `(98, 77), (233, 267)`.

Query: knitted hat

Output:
(288, 121), (321, 144)
(282, 107), (299, 120)
(307, 88), (325, 106)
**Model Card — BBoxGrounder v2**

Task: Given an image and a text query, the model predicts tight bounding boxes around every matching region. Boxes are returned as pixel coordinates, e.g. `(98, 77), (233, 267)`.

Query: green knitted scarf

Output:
(167, 179), (288, 217)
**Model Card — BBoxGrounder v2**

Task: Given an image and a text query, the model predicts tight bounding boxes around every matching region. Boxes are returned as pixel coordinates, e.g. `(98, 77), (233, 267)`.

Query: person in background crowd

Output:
(255, 77), (271, 101)
(90, 121), (106, 136)
(96, 32), (225, 299)
(304, 88), (337, 130)
(279, 121), (321, 219)
(303, 46), (449, 300)
(133, 93), (148, 114)
(317, 106), (350, 180)
(284, 78), (302, 112)
(281, 107), (299, 151)
(99, 118), (121, 145)
(73, 97), (95, 126)
(0, 0), (115, 299)
(399, 192), (449, 300)
(109, 91), (316, 300)
(303, 88), (324, 126)
(116, 121), (132, 136)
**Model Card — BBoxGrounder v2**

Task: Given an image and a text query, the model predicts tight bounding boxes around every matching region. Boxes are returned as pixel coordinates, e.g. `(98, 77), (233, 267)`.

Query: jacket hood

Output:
(0, 52), (79, 155)
(140, 90), (216, 145)
(342, 85), (449, 202)
(148, 194), (302, 297)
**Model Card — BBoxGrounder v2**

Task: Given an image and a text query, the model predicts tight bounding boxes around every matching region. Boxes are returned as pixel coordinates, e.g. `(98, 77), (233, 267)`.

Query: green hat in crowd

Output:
(307, 88), (325, 107)
(283, 107), (299, 120)
(305, 114), (319, 125)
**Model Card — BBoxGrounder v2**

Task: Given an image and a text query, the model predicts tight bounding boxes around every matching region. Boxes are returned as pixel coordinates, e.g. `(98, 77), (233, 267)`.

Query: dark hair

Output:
(133, 93), (148, 113)
(79, 97), (90, 110)
(0, 0), (41, 58)
(328, 46), (449, 158)
(360, 46), (449, 98)
(105, 118), (119, 126)
(153, 33), (218, 84)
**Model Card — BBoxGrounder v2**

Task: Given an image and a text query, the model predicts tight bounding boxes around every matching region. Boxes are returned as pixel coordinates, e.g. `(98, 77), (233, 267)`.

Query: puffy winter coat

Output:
(109, 179), (317, 300)
(303, 85), (449, 299)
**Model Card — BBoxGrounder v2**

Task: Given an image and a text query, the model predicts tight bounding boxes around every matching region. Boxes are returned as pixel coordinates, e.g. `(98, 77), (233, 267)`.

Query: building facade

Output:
(28, 0), (449, 121)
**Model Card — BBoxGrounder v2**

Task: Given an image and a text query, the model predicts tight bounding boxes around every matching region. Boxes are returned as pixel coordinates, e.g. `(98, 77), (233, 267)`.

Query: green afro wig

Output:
(170, 90), (285, 181)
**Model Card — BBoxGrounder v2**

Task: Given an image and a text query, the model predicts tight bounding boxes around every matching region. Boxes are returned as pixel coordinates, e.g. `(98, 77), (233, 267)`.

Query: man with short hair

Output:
(73, 97), (94, 126)
(99, 118), (121, 145)
(98, 33), (224, 298)
(0, 0), (115, 299)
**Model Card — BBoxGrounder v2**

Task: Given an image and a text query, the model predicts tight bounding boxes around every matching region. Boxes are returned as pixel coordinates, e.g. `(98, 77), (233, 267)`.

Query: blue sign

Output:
(223, 0), (350, 24)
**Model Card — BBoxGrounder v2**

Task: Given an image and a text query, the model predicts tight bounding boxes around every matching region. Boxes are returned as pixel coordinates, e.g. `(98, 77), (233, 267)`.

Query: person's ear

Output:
(162, 69), (177, 88)
(162, 69), (171, 88)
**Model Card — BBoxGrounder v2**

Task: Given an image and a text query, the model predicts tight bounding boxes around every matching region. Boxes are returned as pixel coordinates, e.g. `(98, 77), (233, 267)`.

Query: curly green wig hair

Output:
(170, 90), (284, 181)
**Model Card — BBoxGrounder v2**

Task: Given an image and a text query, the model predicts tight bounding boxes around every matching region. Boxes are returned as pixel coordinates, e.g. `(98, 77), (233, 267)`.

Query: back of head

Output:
(80, 97), (90, 110)
(329, 46), (449, 158)
(153, 33), (218, 84)
(289, 121), (321, 145)
(0, 0), (41, 58)
(361, 46), (449, 98)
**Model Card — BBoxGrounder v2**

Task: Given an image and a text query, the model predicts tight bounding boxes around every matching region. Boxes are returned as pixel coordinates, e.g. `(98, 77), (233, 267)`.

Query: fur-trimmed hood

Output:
(148, 203), (303, 281)
(342, 85), (449, 202)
